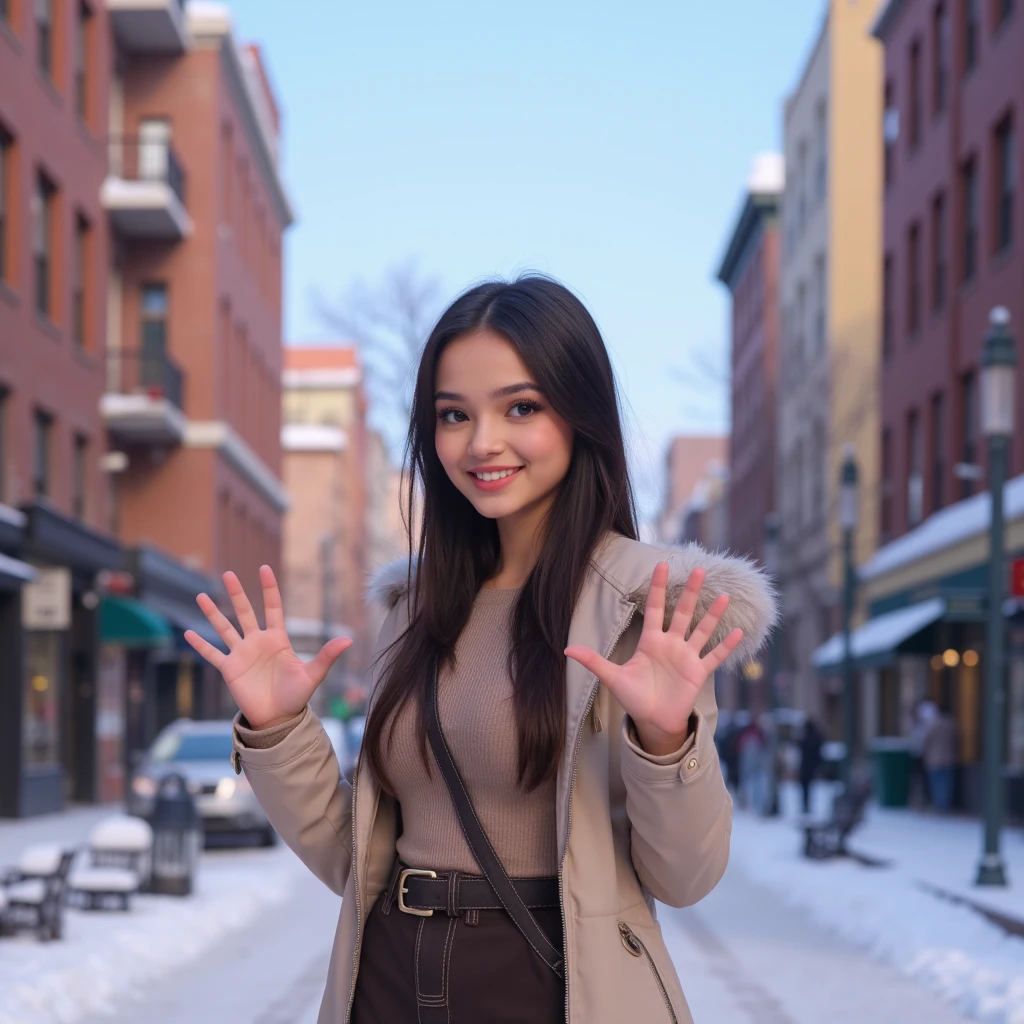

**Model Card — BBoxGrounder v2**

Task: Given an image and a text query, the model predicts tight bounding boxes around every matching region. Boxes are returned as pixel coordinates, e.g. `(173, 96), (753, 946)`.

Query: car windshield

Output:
(150, 731), (233, 762)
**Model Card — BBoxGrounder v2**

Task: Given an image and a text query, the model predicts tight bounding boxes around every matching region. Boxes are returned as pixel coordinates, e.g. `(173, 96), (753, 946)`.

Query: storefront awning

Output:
(99, 595), (173, 648)
(142, 591), (224, 650)
(812, 597), (946, 673)
(0, 551), (38, 591)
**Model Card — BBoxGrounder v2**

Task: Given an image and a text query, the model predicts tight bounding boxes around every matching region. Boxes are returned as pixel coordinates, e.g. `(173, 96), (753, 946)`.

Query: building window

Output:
(961, 370), (978, 498)
(933, 3), (950, 114)
(814, 253), (826, 351)
(965, 0), (980, 73)
(932, 191), (947, 310)
(909, 37), (923, 150)
(881, 427), (893, 540)
(908, 409), (923, 526)
(796, 280), (807, 365)
(995, 114), (1015, 253)
(0, 388), (7, 503)
(33, 172), (56, 319)
(0, 0), (8, 24)
(883, 252), (894, 357)
(75, 3), (92, 123)
(815, 100), (828, 203)
(0, 129), (10, 285)
(141, 282), (168, 350)
(884, 81), (898, 187)
(812, 421), (827, 521)
(996, 0), (1014, 29)
(73, 214), (88, 350)
(37, 0), (53, 79)
(931, 391), (945, 512)
(72, 434), (87, 520)
(908, 221), (922, 334)
(33, 409), (52, 498)
(962, 156), (979, 282)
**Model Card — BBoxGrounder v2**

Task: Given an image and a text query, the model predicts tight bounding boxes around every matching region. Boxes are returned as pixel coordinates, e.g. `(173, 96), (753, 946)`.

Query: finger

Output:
(641, 562), (670, 634)
(700, 628), (744, 673)
(224, 570), (260, 636)
(183, 629), (227, 671)
(196, 592), (242, 650)
(688, 593), (730, 652)
(564, 644), (617, 684)
(305, 636), (353, 688)
(260, 564), (286, 631)
(668, 567), (706, 638)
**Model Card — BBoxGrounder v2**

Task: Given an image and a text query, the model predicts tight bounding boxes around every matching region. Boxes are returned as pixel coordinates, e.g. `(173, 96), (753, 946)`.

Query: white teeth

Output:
(475, 469), (518, 481)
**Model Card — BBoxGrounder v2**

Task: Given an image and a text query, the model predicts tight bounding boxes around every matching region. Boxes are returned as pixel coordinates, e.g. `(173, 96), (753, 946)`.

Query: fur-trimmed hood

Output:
(366, 535), (777, 666)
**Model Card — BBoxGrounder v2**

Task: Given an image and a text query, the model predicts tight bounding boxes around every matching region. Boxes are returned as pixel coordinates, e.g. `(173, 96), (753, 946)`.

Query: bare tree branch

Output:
(314, 260), (444, 423)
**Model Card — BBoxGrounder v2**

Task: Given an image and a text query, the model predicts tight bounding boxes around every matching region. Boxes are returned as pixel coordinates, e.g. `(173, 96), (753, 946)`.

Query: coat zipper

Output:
(342, 753), (362, 1024)
(618, 923), (678, 1023)
(559, 601), (635, 1023)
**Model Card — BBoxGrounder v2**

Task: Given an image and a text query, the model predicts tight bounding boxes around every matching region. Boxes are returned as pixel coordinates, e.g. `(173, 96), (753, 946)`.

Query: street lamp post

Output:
(977, 306), (1015, 888)
(763, 512), (782, 816)
(838, 445), (859, 788)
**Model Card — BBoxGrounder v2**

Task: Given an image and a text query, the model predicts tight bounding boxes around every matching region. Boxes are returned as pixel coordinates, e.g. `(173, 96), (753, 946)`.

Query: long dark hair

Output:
(364, 275), (638, 793)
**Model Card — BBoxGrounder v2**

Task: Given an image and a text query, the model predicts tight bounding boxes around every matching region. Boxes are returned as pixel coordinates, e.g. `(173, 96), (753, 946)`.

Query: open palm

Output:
(184, 565), (352, 731)
(565, 562), (742, 756)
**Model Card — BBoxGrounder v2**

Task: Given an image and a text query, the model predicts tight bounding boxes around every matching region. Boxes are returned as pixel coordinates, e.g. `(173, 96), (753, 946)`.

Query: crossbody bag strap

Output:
(426, 662), (564, 979)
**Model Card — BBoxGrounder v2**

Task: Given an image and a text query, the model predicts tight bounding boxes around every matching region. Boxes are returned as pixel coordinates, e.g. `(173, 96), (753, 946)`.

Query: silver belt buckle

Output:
(397, 867), (437, 917)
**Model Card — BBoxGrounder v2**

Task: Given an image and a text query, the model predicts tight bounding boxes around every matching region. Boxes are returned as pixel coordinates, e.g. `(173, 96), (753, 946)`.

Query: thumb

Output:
(564, 644), (614, 683)
(304, 636), (353, 689)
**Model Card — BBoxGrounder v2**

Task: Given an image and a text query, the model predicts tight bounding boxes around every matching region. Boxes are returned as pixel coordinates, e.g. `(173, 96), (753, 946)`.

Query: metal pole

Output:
(841, 524), (855, 787)
(977, 433), (1009, 886)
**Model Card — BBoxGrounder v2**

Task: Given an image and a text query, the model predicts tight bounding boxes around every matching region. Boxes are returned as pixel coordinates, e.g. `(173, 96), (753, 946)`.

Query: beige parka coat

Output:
(231, 533), (777, 1023)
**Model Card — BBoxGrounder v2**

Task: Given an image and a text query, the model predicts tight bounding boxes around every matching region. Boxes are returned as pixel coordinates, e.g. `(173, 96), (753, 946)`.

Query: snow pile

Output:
(0, 847), (303, 1024)
(729, 802), (1024, 1022)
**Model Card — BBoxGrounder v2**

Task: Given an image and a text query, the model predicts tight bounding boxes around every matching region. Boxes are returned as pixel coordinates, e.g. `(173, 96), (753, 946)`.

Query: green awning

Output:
(99, 595), (172, 648)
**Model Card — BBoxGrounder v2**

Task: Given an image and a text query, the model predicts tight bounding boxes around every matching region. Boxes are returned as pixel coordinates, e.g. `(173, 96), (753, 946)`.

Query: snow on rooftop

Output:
(281, 423), (348, 453)
(746, 152), (785, 194)
(862, 472), (1024, 582)
(811, 597), (945, 668)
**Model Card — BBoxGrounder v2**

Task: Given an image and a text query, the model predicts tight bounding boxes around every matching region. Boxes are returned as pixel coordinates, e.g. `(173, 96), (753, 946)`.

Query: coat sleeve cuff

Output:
(620, 709), (714, 784)
(235, 710), (306, 749)
(230, 706), (317, 773)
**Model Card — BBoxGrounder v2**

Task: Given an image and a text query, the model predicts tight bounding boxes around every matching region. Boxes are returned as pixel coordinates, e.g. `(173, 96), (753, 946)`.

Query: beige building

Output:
(777, 1), (882, 732)
(656, 435), (729, 545)
(281, 347), (370, 706)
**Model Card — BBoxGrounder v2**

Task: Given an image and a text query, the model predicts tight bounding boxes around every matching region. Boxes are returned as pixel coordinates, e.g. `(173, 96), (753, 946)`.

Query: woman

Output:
(185, 276), (777, 1023)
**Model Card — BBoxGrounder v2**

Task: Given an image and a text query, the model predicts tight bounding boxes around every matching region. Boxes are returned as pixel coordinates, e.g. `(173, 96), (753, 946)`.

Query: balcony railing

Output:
(107, 347), (185, 411)
(108, 135), (187, 207)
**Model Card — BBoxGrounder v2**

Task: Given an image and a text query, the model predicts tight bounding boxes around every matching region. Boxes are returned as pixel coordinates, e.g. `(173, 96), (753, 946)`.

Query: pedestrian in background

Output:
(798, 717), (823, 816)
(907, 698), (936, 808)
(184, 276), (778, 1023)
(922, 704), (958, 813)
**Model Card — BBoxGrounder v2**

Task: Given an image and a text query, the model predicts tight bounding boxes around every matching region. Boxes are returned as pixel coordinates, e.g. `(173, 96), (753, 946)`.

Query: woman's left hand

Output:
(565, 562), (743, 757)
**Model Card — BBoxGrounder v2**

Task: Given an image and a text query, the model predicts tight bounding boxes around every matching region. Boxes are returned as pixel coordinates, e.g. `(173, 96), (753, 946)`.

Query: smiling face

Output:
(434, 329), (574, 527)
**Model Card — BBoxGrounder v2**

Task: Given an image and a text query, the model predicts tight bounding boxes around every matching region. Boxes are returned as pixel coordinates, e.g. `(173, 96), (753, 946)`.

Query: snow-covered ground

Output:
(728, 782), (1024, 1023)
(0, 806), (306, 1024)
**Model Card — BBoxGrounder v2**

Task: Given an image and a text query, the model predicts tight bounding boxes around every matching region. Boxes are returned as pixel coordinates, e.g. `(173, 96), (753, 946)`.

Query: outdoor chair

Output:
(68, 815), (154, 910)
(0, 843), (76, 940)
(802, 778), (873, 860)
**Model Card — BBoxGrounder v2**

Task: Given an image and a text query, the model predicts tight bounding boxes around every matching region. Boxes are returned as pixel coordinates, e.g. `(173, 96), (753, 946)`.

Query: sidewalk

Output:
(729, 781), (1024, 1023)
(0, 804), (122, 865)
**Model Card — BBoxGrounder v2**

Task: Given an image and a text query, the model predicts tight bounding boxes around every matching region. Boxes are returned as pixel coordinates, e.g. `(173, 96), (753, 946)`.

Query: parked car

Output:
(128, 719), (276, 847)
(320, 716), (352, 777)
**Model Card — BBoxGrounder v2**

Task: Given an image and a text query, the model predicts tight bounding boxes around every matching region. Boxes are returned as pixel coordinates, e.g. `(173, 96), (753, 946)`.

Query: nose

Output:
(468, 416), (503, 459)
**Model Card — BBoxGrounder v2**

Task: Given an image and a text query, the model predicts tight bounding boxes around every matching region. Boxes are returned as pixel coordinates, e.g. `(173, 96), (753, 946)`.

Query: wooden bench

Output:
(802, 779), (873, 860)
(68, 815), (153, 911)
(0, 843), (76, 941)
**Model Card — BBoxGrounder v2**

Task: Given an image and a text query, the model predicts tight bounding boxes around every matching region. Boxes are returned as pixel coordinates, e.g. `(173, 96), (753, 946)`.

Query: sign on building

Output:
(22, 566), (72, 630)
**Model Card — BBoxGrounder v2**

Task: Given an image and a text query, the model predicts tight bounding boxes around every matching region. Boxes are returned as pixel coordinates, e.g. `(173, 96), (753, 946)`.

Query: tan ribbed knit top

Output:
(386, 585), (557, 877)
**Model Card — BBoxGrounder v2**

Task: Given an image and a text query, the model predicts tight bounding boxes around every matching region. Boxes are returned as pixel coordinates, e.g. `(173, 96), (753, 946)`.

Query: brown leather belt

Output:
(395, 865), (560, 918)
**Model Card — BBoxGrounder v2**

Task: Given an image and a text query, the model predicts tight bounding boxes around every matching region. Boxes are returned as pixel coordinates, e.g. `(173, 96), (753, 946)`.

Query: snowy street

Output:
(2, 789), (1023, 1023)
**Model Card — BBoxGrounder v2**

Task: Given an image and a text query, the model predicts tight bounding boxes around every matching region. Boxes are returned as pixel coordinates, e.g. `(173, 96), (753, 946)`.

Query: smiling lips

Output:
(468, 466), (523, 492)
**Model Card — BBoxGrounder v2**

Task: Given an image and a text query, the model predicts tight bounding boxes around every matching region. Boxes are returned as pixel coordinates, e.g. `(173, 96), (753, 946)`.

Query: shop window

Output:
(24, 630), (61, 768)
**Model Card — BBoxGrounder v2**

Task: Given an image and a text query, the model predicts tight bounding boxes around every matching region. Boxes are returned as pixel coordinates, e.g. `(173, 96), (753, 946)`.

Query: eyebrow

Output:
(434, 382), (542, 401)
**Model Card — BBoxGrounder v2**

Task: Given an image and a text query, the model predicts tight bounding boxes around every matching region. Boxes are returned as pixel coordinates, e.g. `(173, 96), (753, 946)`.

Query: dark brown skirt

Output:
(351, 888), (565, 1023)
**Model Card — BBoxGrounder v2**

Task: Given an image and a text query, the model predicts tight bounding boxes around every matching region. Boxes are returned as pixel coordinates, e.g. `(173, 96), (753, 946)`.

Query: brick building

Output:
(716, 153), (782, 568)
(0, 1), (292, 816)
(655, 435), (728, 546)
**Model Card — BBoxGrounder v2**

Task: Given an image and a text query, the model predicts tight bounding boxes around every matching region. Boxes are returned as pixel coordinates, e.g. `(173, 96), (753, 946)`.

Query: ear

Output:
(630, 544), (779, 665)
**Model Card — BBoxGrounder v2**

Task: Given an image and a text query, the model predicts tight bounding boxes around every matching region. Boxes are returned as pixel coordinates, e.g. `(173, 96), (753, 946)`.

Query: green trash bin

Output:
(871, 737), (912, 807)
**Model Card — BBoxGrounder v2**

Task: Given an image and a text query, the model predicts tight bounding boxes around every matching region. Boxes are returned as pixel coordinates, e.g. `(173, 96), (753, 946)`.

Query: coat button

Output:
(686, 757), (699, 772)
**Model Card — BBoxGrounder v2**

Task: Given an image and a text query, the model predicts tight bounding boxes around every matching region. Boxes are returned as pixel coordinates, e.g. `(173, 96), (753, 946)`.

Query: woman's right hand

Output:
(184, 564), (352, 731)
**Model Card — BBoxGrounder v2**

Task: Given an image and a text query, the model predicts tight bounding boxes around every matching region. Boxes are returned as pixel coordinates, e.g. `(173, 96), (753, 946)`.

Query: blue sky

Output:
(229, 0), (826, 520)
